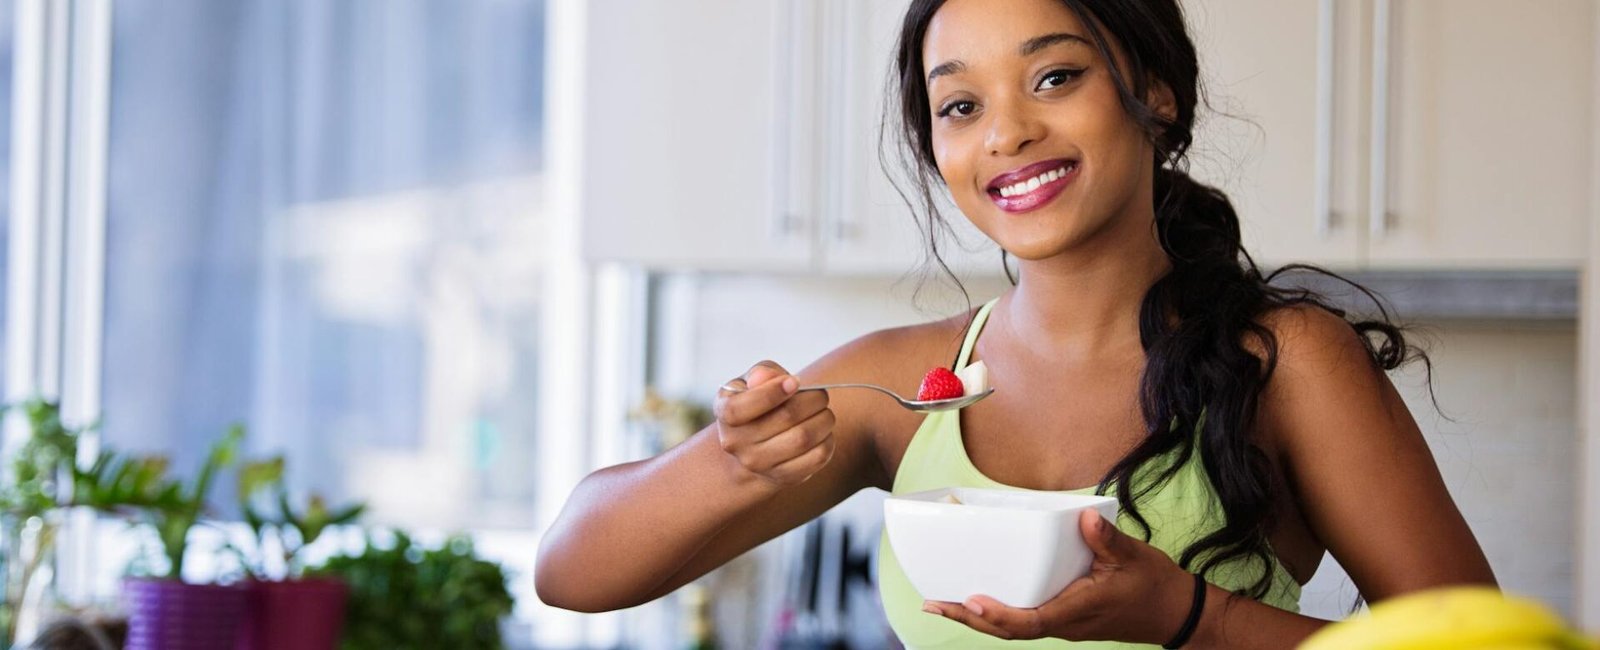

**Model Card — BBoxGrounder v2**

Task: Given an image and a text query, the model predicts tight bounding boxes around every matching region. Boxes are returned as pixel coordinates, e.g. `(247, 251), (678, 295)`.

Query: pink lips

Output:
(985, 159), (1079, 214)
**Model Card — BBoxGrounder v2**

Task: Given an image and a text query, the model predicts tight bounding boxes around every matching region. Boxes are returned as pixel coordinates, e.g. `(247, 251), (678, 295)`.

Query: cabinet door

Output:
(1369, 0), (1592, 268)
(1185, 0), (1366, 269)
(819, 0), (1004, 278)
(578, 0), (816, 271)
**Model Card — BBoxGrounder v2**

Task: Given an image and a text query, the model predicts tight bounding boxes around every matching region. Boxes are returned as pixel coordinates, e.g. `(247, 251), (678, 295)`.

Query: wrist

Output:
(1178, 582), (1228, 650)
(1159, 572), (1211, 649)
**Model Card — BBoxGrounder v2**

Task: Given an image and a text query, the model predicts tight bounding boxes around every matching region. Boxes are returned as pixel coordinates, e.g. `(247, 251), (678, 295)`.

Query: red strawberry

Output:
(917, 367), (965, 401)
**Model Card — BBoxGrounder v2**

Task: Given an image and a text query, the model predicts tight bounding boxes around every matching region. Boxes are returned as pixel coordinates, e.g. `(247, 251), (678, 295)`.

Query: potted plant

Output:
(118, 425), (249, 650)
(230, 455), (364, 650)
(313, 531), (513, 649)
(0, 399), (90, 646)
(0, 398), (199, 647)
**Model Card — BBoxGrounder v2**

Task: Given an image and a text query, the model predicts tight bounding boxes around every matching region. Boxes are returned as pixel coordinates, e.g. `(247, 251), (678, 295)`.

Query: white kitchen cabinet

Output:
(1370, 0), (1593, 268)
(1186, 0), (1367, 269)
(578, 0), (817, 272)
(580, 0), (1592, 274)
(818, 0), (1002, 277)
(578, 0), (1002, 277)
(1190, 0), (1593, 271)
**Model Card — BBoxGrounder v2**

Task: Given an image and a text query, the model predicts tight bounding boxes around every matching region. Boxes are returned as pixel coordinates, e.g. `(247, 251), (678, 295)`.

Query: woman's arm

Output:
(1186, 306), (1497, 648)
(1263, 307), (1495, 596)
(534, 334), (895, 613)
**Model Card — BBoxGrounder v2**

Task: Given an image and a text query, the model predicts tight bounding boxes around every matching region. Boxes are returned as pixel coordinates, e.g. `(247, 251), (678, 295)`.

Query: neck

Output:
(1001, 210), (1171, 358)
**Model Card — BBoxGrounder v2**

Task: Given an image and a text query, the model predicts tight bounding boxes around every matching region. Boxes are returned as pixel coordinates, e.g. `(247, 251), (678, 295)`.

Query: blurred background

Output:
(0, 0), (1596, 648)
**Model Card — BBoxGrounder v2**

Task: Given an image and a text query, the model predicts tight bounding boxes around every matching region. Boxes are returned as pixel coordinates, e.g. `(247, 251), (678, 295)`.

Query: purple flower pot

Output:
(122, 578), (248, 650)
(238, 578), (349, 650)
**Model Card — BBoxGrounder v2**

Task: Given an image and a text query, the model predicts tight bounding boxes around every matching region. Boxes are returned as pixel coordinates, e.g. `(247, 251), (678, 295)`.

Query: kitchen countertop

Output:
(1270, 269), (1580, 322)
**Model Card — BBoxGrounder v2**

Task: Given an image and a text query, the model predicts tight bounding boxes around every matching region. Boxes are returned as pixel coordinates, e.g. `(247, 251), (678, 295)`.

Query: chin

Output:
(992, 237), (1075, 262)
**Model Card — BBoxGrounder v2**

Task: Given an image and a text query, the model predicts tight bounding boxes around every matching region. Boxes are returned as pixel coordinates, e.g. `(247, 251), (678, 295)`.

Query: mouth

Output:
(985, 158), (1079, 214)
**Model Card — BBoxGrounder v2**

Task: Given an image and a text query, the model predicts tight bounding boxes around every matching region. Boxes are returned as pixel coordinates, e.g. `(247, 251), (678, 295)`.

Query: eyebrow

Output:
(926, 32), (1093, 84)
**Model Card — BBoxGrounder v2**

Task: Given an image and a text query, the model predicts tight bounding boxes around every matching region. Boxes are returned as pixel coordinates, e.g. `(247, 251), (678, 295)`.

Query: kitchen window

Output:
(0, 0), (556, 639)
(100, 0), (548, 532)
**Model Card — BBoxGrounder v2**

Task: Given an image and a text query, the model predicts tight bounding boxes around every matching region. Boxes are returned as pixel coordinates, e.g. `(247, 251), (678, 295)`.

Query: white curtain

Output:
(0, 1), (14, 404)
(100, 0), (546, 529)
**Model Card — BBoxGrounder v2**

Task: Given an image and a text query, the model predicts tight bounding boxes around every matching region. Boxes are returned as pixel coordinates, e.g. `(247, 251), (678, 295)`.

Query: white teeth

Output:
(996, 165), (1074, 199)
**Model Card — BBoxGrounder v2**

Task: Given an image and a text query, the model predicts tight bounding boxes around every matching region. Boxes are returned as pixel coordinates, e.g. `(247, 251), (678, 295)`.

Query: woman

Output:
(535, 0), (1497, 647)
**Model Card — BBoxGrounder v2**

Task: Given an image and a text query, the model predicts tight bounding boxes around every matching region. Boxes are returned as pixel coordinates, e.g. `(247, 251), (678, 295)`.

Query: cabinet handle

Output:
(1368, 0), (1393, 238)
(771, 0), (817, 241)
(827, 0), (855, 244)
(1313, 0), (1336, 235)
(832, 0), (870, 243)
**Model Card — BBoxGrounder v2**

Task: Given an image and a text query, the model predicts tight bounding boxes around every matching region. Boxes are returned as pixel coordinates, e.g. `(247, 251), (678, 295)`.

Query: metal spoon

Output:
(718, 381), (994, 413)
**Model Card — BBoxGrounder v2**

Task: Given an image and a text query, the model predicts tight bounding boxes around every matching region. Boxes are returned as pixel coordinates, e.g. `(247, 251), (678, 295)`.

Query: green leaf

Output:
(237, 457), (284, 502)
(327, 503), (366, 526)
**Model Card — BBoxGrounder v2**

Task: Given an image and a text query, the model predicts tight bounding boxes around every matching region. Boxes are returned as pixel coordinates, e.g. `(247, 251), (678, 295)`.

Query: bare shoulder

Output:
(1251, 302), (1405, 458)
(1256, 303), (1380, 381)
(806, 310), (972, 383)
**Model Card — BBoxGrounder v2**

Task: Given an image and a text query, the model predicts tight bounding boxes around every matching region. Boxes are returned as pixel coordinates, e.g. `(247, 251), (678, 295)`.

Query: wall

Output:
(661, 272), (1582, 630)
(1580, 2), (1600, 629)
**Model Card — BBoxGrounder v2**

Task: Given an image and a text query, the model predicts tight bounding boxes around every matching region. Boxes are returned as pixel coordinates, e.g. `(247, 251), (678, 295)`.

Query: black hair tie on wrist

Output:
(1162, 573), (1207, 649)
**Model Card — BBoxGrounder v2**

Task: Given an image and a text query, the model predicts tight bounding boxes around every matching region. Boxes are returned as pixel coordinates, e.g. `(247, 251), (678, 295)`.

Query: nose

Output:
(983, 97), (1045, 157)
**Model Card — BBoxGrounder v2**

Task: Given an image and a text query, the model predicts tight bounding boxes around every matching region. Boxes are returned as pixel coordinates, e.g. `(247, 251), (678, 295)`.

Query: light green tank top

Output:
(876, 297), (1302, 649)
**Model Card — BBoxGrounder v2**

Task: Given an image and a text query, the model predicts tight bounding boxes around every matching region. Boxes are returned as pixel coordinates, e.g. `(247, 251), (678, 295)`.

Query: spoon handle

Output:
(718, 381), (906, 401)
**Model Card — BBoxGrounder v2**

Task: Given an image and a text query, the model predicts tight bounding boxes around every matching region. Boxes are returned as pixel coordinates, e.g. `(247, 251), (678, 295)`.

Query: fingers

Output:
(973, 596), (1049, 639)
(735, 408), (835, 473)
(766, 407), (837, 460)
(712, 360), (838, 488)
(922, 600), (1019, 640)
(741, 389), (830, 440)
(715, 361), (799, 426)
(763, 421), (836, 484)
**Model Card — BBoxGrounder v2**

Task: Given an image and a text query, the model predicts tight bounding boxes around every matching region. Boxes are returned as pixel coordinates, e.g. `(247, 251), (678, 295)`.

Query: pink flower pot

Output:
(238, 578), (349, 650)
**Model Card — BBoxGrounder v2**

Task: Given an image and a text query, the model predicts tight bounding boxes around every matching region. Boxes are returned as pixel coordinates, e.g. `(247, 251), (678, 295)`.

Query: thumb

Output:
(744, 360), (791, 389)
(1080, 509), (1132, 561)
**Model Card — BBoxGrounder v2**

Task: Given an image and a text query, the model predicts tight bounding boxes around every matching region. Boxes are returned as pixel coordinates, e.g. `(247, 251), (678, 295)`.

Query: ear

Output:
(1145, 78), (1178, 124)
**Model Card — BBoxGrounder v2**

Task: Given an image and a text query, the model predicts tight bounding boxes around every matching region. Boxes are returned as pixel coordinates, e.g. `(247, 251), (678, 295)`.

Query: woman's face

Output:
(922, 0), (1168, 261)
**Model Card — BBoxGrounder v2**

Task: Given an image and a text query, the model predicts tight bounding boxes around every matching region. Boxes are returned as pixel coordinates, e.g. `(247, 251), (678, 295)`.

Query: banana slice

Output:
(955, 360), (989, 397)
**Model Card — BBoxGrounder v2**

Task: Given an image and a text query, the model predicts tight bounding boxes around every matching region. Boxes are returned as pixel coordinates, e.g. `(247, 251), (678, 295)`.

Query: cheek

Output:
(931, 135), (964, 185)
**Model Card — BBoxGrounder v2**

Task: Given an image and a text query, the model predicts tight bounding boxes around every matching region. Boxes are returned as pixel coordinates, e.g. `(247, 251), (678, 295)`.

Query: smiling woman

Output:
(536, 1), (1497, 648)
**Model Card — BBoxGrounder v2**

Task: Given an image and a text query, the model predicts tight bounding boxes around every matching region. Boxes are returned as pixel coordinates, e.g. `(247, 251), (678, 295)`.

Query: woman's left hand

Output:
(922, 509), (1198, 644)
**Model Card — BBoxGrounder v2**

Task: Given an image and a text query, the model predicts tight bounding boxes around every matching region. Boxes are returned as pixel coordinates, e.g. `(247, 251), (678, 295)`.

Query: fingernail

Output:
(782, 377), (799, 394)
(963, 600), (984, 616)
(921, 602), (939, 615)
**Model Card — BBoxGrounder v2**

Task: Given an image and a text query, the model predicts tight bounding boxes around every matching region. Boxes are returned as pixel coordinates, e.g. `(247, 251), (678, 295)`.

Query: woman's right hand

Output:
(714, 361), (837, 488)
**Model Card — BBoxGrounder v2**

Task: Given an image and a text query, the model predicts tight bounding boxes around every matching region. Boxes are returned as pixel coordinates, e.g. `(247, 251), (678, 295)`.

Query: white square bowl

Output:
(884, 487), (1118, 608)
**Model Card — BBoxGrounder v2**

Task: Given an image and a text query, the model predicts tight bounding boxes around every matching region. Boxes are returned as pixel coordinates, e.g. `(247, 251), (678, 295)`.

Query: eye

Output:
(937, 100), (977, 119)
(1037, 68), (1086, 91)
